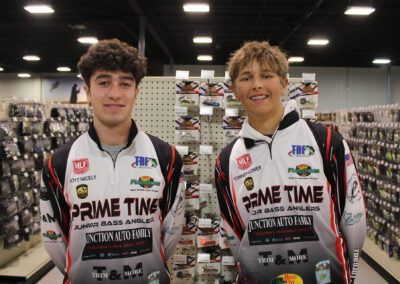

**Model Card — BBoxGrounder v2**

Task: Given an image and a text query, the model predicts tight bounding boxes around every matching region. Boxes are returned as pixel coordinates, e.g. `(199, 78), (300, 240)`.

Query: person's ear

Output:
(84, 85), (91, 104)
(281, 77), (289, 95)
(232, 84), (240, 101)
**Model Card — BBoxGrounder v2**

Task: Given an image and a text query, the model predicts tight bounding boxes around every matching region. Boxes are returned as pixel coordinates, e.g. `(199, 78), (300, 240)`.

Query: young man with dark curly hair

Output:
(40, 39), (184, 283)
(215, 41), (366, 284)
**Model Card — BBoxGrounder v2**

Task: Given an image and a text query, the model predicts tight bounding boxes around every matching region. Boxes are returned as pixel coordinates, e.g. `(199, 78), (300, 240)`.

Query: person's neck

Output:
(248, 106), (284, 135)
(93, 119), (131, 146)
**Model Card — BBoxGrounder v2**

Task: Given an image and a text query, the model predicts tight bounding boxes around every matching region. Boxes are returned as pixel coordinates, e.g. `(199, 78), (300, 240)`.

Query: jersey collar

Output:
(88, 119), (139, 151)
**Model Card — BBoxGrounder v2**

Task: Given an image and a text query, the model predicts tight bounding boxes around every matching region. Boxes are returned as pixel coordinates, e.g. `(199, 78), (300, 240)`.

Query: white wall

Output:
(165, 65), (400, 110)
(0, 74), (42, 101)
(1, 66), (399, 110)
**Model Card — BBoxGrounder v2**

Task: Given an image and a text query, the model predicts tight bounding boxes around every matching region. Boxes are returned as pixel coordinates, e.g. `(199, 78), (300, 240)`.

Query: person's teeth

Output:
(251, 95), (267, 101)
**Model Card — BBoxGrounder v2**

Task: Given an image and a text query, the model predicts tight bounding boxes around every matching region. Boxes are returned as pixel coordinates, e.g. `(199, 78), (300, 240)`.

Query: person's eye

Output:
(240, 77), (250, 81)
(121, 82), (132, 88)
(98, 81), (109, 86)
(263, 74), (272, 79)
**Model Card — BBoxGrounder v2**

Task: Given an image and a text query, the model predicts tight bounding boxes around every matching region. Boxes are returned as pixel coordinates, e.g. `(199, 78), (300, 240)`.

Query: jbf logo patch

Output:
(73, 158), (89, 174)
(131, 156), (158, 168)
(236, 154), (252, 170)
(288, 164), (319, 177)
(288, 145), (315, 157)
(76, 184), (88, 199)
(131, 176), (161, 189)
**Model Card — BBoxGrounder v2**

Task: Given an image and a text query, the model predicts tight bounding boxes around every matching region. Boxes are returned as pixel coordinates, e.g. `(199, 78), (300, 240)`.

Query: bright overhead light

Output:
(345, 6), (375, 15)
(193, 36), (212, 43)
(373, 58), (391, 64)
(57, 66), (71, 72)
(23, 55), (41, 61)
(0, 67), (4, 71)
(18, 73), (31, 78)
(24, 4), (54, 14)
(307, 38), (329, 45)
(78, 37), (98, 44)
(288, 57), (304, 63)
(183, 3), (209, 13)
(197, 55), (213, 61)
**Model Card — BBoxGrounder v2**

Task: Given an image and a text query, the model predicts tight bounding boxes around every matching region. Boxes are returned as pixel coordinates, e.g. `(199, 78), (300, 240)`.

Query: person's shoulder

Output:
(218, 137), (240, 163)
(49, 135), (81, 167)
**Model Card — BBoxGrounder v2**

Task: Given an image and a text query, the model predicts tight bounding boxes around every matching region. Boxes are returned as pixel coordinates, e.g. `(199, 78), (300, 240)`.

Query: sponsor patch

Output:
(82, 228), (153, 260)
(131, 176), (161, 189)
(346, 173), (361, 203)
(315, 260), (331, 284)
(248, 215), (319, 245)
(244, 177), (254, 191)
(288, 164), (319, 177)
(131, 156), (158, 168)
(73, 158), (89, 174)
(271, 274), (303, 284)
(148, 270), (160, 284)
(76, 184), (88, 199)
(236, 154), (252, 170)
(43, 230), (61, 241)
(288, 145), (315, 157)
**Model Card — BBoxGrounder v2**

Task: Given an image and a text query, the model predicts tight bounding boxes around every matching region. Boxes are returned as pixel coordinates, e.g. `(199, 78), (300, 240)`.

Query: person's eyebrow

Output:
(238, 70), (252, 76)
(94, 74), (112, 81)
(119, 75), (135, 81)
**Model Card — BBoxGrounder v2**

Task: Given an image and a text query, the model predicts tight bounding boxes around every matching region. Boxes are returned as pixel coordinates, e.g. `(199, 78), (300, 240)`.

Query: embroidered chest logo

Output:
(73, 158), (89, 174)
(131, 156), (158, 168)
(131, 176), (161, 189)
(288, 164), (320, 177)
(236, 154), (252, 170)
(76, 184), (88, 199)
(288, 145), (315, 157)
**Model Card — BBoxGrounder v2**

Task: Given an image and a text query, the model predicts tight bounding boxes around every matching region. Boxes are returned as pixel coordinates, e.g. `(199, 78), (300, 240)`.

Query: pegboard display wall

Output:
(133, 77), (238, 283)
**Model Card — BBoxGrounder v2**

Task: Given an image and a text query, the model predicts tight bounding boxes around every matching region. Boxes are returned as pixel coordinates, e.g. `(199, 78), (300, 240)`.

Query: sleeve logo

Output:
(236, 154), (252, 170)
(73, 158), (89, 174)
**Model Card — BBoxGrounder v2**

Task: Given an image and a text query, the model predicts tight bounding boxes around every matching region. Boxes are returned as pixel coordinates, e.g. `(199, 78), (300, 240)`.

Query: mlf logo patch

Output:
(236, 154), (252, 170)
(73, 158), (89, 174)
(76, 184), (88, 199)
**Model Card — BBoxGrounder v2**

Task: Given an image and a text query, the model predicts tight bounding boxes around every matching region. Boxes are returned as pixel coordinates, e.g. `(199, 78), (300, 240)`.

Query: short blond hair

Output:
(228, 41), (288, 84)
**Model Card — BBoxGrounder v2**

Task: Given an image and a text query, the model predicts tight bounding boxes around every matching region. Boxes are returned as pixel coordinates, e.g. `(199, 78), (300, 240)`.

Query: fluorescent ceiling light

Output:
(373, 58), (390, 64)
(307, 38), (329, 45)
(0, 67), (4, 71)
(345, 6), (375, 15)
(183, 3), (209, 12)
(23, 55), (40, 61)
(18, 73), (31, 78)
(57, 66), (71, 72)
(78, 36), (98, 44)
(193, 36), (212, 43)
(197, 55), (213, 61)
(24, 4), (54, 14)
(288, 57), (304, 63)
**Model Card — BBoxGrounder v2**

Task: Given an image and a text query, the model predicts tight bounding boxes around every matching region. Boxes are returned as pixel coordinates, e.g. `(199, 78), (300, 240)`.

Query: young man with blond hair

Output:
(215, 41), (366, 284)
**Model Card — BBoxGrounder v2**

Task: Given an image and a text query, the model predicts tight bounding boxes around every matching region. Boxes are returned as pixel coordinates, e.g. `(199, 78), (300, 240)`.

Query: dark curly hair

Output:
(77, 38), (147, 87)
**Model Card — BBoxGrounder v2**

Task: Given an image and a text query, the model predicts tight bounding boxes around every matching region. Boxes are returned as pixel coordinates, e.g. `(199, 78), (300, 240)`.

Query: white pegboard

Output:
(133, 77), (236, 283)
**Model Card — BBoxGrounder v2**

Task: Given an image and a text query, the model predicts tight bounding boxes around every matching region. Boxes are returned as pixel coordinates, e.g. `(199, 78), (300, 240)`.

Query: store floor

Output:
(36, 257), (388, 283)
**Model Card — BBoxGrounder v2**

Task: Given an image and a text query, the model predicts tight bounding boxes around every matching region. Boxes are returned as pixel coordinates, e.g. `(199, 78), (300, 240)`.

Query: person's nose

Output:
(108, 81), (122, 100)
(252, 75), (263, 90)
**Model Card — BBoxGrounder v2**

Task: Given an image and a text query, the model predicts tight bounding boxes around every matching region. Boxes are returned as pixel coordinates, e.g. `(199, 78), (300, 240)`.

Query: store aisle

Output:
(36, 257), (388, 283)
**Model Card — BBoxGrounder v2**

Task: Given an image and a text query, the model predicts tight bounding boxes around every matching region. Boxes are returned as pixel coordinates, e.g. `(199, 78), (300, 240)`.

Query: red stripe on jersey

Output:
(167, 145), (175, 183)
(230, 175), (245, 229)
(328, 181), (349, 283)
(216, 156), (227, 182)
(158, 215), (168, 265)
(221, 212), (242, 241)
(48, 154), (64, 194)
(64, 278), (70, 284)
(326, 127), (331, 161)
(65, 191), (72, 276)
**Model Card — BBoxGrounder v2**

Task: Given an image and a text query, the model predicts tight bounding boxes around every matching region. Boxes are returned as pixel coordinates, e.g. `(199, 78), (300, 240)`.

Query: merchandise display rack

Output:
(316, 104), (400, 283)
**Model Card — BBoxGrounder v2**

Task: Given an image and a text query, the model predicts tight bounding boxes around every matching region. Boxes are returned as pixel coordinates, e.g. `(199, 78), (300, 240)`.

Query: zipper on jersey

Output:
(265, 131), (278, 159)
